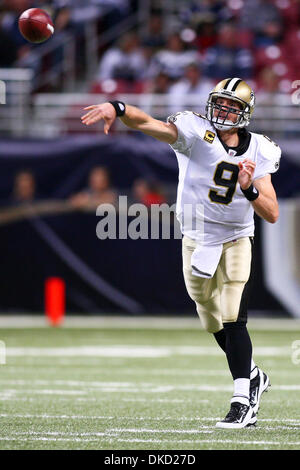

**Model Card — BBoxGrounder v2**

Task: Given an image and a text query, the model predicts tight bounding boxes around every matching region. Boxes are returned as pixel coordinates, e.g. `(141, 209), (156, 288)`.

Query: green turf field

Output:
(0, 316), (300, 450)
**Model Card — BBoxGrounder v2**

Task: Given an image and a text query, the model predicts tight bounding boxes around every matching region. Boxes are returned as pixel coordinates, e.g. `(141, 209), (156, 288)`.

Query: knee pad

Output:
(196, 304), (223, 334)
(221, 281), (247, 323)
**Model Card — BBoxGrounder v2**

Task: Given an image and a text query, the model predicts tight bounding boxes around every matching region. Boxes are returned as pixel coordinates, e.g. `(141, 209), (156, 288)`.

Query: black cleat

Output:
(216, 399), (257, 429)
(250, 368), (270, 414)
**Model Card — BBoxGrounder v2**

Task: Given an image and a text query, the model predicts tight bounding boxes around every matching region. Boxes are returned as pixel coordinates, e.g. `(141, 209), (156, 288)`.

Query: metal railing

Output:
(1, 73), (300, 138)
(31, 92), (300, 138)
(0, 68), (33, 136)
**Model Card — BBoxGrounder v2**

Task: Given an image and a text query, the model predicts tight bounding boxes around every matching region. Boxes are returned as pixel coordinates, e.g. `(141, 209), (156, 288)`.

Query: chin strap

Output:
(213, 120), (237, 131)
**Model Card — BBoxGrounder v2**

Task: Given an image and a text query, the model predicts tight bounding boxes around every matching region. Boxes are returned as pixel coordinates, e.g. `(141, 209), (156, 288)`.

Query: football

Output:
(18, 8), (54, 44)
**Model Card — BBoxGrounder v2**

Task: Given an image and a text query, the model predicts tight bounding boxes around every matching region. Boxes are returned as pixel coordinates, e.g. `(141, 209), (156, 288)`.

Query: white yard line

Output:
(0, 389), (87, 395)
(5, 345), (293, 357)
(122, 398), (210, 403)
(108, 438), (300, 446)
(0, 437), (109, 443)
(109, 428), (213, 434)
(0, 436), (299, 446)
(0, 369), (231, 376)
(4, 429), (214, 436)
(0, 414), (300, 425)
(0, 396), (211, 403)
(0, 380), (134, 387)
(2, 367), (298, 378)
(2, 429), (300, 442)
(0, 315), (299, 331)
(0, 383), (300, 394)
(1, 378), (300, 388)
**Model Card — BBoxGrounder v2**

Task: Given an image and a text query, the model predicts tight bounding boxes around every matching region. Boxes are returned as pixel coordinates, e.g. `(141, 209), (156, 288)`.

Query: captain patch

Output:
(204, 130), (215, 144)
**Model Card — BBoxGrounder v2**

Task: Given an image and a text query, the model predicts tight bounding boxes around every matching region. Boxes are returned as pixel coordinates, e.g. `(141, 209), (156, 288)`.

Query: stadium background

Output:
(0, 0), (300, 318)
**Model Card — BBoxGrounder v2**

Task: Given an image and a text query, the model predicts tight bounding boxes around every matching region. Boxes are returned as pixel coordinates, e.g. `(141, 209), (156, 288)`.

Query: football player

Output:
(81, 77), (280, 428)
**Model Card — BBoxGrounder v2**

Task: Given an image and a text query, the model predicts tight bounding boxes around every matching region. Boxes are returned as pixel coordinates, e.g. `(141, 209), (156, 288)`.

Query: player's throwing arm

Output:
(81, 102), (178, 144)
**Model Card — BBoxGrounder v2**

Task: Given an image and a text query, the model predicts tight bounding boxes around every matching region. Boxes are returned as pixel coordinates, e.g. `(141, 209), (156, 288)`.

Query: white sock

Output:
(231, 395), (249, 406)
(233, 378), (250, 402)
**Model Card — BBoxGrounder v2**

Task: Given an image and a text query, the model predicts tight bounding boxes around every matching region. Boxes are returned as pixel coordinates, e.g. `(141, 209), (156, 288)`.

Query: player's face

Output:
(214, 97), (242, 124)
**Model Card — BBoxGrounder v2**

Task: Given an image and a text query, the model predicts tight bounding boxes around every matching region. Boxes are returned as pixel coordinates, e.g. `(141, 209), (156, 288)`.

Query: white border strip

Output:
(0, 315), (298, 330)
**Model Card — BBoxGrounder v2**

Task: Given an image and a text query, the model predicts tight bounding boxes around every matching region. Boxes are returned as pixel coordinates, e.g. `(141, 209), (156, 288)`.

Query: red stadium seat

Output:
(237, 30), (254, 49)
(276, 0), (300, 27)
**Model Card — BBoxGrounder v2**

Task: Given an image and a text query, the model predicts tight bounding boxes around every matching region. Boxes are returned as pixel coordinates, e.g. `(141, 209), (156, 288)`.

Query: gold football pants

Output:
(182, 235), (253, 333)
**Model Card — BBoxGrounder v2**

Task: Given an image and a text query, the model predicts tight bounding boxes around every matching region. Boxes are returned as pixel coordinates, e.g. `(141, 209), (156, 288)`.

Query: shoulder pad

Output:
(262, 135), (279, 148)
(253, 133), (281, 178)
(192, 112), (208, 120)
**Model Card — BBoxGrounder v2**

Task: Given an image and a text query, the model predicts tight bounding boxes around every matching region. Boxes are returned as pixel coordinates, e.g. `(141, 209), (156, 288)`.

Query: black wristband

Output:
(108, 101), (126, 117)
(241, 184), (259, 201)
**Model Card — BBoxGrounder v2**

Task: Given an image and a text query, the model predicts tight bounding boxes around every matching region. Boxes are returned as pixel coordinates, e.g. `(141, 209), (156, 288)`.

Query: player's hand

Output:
(81, 103), (117, 134)
(238, 159), (256, 190)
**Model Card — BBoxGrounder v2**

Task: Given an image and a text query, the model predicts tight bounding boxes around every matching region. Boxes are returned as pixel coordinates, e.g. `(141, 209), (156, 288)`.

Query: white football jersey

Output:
(168, 111), (281, 245)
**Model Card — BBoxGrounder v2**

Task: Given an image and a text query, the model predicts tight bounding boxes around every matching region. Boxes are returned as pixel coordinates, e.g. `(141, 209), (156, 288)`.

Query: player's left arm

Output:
(238, 159), (279, 224)
(251, 174), (279, 223)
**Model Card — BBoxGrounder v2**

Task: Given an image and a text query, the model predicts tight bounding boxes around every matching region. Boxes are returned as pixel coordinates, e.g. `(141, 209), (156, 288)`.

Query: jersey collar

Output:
(216, 128), (251, 156)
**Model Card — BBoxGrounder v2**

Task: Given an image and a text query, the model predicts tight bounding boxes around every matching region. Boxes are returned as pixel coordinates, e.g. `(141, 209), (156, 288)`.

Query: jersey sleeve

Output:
(253, 135), (281, 181)
(167, 111), (202, 154)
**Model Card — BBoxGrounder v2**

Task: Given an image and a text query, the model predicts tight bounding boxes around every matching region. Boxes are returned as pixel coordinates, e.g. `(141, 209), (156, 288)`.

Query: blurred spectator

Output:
(12, 170), (36, 204)
(204, 22), (254, 79)
(0, 0), (32, 59)
(69, 166), (117, 209)
(148, 32), (201, 81)
(257, 67), (280, 92)
(141, 12), (166, 60)
(0, 0), (72, 79)
(37, 1), (71, 32)
(195, 19), (217, 53)
(37, 0), (129, 28)
(168, 63), (214, 112)
(144, 72), (172, 94)
(94, 30), (148, 92)
(255, 67), (283, 104)
(254, 20), (283, 48)
(180, 0), (231, 28)
(132, 179), (166, 207)
(239, 0), (282, 35)
(141, 72), (172, 118)
(0, 27), (18, 66)
(97, 32), (147, 83)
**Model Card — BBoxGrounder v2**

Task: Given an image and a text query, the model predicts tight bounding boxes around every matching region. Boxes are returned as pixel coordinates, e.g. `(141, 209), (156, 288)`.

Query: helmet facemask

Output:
(206, 92), (252, 131)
